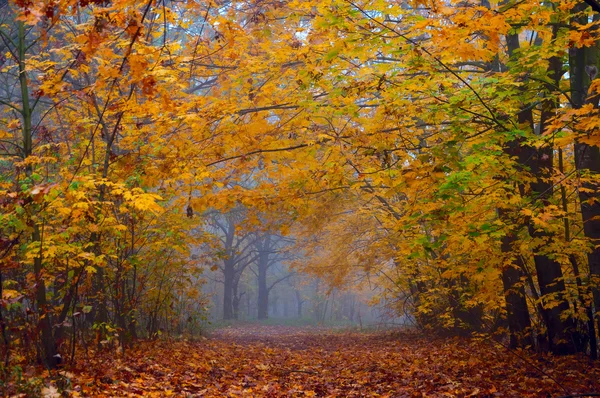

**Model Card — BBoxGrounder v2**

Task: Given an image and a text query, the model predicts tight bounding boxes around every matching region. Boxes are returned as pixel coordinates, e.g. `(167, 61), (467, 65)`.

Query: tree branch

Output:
(584, 0), (600, 13)
(268, 272), (296, 292)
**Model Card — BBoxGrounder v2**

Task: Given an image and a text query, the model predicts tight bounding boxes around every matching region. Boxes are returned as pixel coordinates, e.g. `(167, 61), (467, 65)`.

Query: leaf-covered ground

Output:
(57, 326), (600, 397)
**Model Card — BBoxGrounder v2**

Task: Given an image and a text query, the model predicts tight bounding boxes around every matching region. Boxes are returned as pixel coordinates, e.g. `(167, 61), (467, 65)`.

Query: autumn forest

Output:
(2, 0), (600, 396)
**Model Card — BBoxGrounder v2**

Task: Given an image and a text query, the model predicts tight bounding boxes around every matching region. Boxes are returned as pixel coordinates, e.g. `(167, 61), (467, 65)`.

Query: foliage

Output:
(44, 325), (600, 397)
(1, 0), (600, 388)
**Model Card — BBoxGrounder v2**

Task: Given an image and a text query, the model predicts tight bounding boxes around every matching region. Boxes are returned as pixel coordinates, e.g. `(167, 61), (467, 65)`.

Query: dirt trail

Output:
(65, 325), (599, 397)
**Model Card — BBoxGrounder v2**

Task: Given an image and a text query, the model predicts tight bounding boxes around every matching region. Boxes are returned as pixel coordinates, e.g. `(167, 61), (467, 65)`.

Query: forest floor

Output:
(39, 325), (600, 397)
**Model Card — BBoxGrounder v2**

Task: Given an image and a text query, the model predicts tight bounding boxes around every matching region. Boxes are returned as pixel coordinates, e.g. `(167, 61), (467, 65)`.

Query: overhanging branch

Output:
(584, 0), (600, 13)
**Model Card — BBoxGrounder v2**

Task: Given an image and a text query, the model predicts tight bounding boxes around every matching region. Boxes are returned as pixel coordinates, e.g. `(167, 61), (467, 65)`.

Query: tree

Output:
(206, 209), (258, 320)
(253, 232), (295, 319)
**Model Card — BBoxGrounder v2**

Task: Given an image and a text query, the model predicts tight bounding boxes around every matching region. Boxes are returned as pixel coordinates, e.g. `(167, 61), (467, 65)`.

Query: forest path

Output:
(65, 325), (599, 397)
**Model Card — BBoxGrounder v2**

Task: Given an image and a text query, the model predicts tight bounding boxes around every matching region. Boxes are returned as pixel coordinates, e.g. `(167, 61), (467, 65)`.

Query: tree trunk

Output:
(576, 141), (600, 326)
(500, 231), (533, 349)
(246, 291), (252, 318)
(232, 271), (244, 320)
(283, 299), (289, 318)
(232, 294), (240, 320)
(530, 95), (577, 355)
(571, 5), (600, 356)
(257, 253), (269, 320)
(296, 291), (303, 318)
(506, 32), (576, 355)
(33, 230), (58, 368)
(17, 20), (58, 368)
(223, 261), (234, 320)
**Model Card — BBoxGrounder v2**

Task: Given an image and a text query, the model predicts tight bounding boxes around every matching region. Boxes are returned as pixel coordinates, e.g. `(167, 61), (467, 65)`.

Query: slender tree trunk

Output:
(17, 20), (58, 368)
(295, 290), (303, 318)
(500, 230), (533, 348)
(232, 292), (241, 320)
(283, 298), (289, 318)
(0, 270), (9, 368)
(257, 254), (269, 320)
(560, 148), (597, 357)
(247, 291), (251, 318)
(127, 251), (138, 343)
(270, 295), (278, 318)
(223, 261), (234, 320)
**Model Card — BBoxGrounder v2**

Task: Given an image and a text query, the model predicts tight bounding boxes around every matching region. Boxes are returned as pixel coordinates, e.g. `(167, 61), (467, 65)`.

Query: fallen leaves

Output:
(43, 325), (600, 397)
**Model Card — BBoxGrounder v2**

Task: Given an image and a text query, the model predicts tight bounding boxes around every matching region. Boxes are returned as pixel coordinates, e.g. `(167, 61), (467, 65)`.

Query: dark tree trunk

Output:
(528, 144), (576, 355)
(34, 251), (58, 368)
(503, 32), (577, 355)
(223, 260), (234, 320)
(257, 253), (269, 320)
(479, 0), (532, 351)
(496, 49), (534, 348)
(576, 142), (600, 311)
(500, 231), (533, 349)
(247, 291), (252, 318)
(570, 5), (600, 358)
(232, 294), (240, 320)
(576, 140), (600, 356)
(296, 291), (303, 318)
(129, 317), (138, 342)
(232, 283), (242, 320)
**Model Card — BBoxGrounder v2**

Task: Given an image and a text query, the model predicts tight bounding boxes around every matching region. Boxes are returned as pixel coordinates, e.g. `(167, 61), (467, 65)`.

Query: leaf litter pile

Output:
(54, 326), (599, 397)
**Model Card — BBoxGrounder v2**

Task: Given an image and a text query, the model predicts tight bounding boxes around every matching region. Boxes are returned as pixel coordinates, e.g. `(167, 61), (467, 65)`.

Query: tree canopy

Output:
(2, 0), (600, 392)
